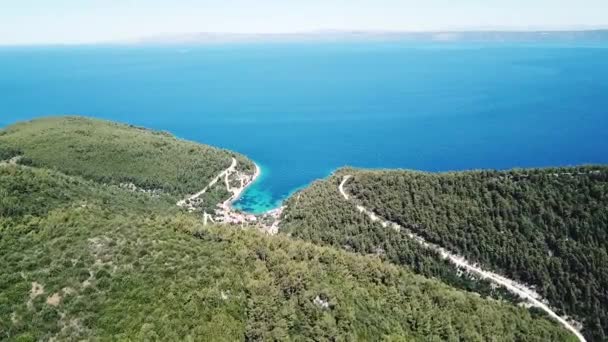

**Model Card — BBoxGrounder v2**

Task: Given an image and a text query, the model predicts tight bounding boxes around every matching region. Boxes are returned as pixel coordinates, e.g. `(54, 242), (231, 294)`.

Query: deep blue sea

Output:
(1, 41), (608, 213)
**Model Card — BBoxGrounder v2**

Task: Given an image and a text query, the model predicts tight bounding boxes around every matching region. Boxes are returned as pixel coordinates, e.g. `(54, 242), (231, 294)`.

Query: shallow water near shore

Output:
(2, 41), (608, 213)
(232, 162), (274, 213)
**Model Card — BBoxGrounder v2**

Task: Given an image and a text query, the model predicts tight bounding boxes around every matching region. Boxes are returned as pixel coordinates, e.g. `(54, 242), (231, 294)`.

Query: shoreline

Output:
(224, 161), (262, 209)
(215, 160), (284, 233)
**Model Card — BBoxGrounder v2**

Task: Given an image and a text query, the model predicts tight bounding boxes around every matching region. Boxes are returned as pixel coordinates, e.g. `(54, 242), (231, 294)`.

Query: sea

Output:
(1, 40), (608, 213)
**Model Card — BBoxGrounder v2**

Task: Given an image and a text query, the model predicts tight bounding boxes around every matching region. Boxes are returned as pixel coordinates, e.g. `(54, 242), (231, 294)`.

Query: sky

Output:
(0, 0), (607, 45)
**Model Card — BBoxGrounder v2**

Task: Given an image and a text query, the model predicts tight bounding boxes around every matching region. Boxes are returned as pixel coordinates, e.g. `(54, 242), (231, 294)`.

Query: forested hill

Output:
(0, 164), (573, 340)
(0, 117), (575, 340)
(280, 174), (521, 302)
(0, 116), (254, 198)
(284, 166), (607, 340)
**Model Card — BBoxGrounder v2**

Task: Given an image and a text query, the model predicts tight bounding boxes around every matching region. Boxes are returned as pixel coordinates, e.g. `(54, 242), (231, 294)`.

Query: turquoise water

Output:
(1, 41), (608, 213)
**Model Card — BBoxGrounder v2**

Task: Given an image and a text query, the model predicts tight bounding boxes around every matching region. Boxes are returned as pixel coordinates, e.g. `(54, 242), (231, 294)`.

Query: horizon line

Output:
(3, 27), (608, 47)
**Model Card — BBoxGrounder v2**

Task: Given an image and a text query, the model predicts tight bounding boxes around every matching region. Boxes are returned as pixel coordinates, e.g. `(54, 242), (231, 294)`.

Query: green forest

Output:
(0, 116), (594, 340)
(294, 167), (606, 340)
(0, 116), (253, 199)
(281, 175), (519, 302)
(0, 117), (573, 341)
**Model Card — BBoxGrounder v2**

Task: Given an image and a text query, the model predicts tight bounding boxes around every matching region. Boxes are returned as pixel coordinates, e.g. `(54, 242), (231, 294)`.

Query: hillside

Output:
(0, 166), (576, 340)
(280, 176), (518, 301)
(281, 167), (608, 340)
(0, 116), (254, 199)
(0, 118), (575, 340)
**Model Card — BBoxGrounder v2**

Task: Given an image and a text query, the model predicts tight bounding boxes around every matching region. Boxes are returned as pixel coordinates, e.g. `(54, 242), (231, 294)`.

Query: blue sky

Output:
(1, 0), (607, 44)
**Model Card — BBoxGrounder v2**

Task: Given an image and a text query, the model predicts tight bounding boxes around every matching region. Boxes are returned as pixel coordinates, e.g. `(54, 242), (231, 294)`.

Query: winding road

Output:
(177, 157), (237, 207)
(338, 175), (586, 342)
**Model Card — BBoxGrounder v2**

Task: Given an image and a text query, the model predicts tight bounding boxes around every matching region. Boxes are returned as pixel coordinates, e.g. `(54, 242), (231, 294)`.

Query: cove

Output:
(1, 41), (608, 213)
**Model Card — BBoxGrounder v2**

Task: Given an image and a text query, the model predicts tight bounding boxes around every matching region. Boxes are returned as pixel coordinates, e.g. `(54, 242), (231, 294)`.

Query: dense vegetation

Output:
(0, 164), (574, 341)
(0, 117), (575, 340)
(0, 162), (178, 222)
(338, 167), (608, 340)
(199, 180), (232, 212)
(281, 174), (519, 302)
(0, 116), (254, 198)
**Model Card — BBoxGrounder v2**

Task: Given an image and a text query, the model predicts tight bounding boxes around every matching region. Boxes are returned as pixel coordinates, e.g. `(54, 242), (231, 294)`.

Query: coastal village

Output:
(177, 157), (284, 235)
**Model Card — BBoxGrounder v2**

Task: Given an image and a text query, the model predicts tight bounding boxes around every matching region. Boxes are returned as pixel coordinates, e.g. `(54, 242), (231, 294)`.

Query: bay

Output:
(1, 41), (607, 213)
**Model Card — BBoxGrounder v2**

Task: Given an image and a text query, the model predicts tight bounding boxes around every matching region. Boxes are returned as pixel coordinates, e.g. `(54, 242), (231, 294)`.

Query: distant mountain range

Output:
(131, 29), (608, 44)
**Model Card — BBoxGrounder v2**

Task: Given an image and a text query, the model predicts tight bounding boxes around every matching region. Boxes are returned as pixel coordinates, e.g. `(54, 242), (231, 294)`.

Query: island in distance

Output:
(130, 29), (608, 44)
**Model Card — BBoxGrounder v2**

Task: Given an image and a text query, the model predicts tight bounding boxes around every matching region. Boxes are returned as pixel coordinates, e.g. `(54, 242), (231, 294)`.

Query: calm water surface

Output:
(1, 41), (608, 212)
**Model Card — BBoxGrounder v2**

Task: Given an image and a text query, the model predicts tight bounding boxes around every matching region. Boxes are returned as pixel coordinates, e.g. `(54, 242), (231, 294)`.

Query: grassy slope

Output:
(340, 167), (608, 340)
(0, 116), (254, 198)
(0, 165), (574, 341)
